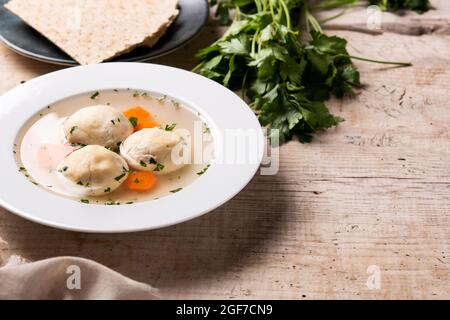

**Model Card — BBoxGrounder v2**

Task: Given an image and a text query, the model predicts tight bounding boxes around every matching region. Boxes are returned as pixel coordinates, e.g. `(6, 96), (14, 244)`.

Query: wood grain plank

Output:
(1, 9), (450, 299)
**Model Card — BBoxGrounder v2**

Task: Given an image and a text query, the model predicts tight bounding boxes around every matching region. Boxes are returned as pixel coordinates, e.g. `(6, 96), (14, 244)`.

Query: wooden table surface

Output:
(1, 2), (450, 299)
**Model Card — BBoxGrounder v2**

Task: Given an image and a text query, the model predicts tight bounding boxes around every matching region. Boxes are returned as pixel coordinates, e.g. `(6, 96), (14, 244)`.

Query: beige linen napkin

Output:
(0, 256), (159, 300)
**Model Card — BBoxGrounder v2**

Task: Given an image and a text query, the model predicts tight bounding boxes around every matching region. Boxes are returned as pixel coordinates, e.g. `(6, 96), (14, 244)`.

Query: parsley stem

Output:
(304, 6), (323, 33)
(255, 0), (262, 12)
(279, 0), (292, 29)
(310, 0), (359, 11)
(192, 62), (203, 73)
(302, 5), (310, 35)
(241, 70), (249, 100)
(251, 28), (259, 55)
(319, 6), (352, 24)
(235, 6), (242, 18)
(269, 0), (276, 21)
(350, 55), (412, 67)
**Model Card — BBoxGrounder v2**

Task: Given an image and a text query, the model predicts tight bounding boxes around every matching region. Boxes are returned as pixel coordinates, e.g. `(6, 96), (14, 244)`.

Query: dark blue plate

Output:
(0, 0), (208, 65)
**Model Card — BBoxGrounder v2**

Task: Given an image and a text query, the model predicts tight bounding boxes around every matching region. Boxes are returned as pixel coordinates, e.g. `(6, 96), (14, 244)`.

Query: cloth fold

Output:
(0, 256), (159, 300)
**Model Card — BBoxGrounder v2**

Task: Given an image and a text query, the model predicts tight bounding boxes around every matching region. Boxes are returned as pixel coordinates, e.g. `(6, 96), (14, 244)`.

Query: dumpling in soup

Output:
(57, 145), (129, 196)
(63, 105), (133, 149)
(120, 128), (186, 175)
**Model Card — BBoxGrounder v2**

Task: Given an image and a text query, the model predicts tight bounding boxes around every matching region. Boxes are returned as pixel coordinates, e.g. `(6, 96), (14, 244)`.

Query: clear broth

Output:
(16, 90), (213, 205)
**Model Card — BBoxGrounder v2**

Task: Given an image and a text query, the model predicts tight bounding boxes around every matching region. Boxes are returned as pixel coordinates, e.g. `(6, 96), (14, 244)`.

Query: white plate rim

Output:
(0, 63), (264, 233)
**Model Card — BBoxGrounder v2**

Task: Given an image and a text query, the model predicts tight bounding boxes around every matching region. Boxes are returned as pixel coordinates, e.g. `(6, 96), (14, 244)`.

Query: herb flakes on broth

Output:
(16, 90), (213, 205)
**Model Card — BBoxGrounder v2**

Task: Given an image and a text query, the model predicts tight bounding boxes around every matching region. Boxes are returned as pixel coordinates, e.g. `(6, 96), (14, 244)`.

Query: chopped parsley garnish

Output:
(125, 202), (134, 205)
(19, 168), (35, 184)
(141, 92), (148, 97)
(170, 188), (183, 193)
(133, 92), (140, 98)
(71, 143), (86, 147)
(77, 181), (84, 186)
(104, 187), (111, 193)
(154, 163), (165, 172)
(197, 164), (211, 176)
(134, 178), (140, 184)
(80, 199), (90, 204)
(149, 157), (157, 164)
(70, 126), (77, 134)
(165, 123), (177, 131)
(129, 117), (138, 127)
(139, 160), (147, 167)
(105, 201), (121, 206)
(203, 126), (211, 134)
(113, 89), (119, 92)
(157, 95), (167, 102)
(111, 120), (115, 125)
(90, 91), (99, 100)
(171, 100), (180, 109)
(114, 173), (126, 181)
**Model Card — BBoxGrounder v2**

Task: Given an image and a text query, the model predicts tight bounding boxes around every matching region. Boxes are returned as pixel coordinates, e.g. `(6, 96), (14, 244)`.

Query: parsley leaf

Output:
(165, 123), (177, 131)
(197, 164), (211, 176)
(90, 91), (99, 100)
(114, 173), (126, 181)
(129, 117), (138, 127)
(140, 161), (147, 167)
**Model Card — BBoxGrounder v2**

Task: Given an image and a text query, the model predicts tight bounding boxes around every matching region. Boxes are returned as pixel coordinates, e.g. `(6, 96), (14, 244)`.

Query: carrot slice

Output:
(124, 171), (157, 192)
(123, 106), (150, 120)
(135, 118), (159, 131)
(123, 106), (159, 131)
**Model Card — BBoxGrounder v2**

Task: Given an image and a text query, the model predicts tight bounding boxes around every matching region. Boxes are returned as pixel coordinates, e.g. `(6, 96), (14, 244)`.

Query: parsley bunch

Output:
(368, 0), (430, 13)
(196, 0), (359, 142)
(195, 0), (410, 143)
